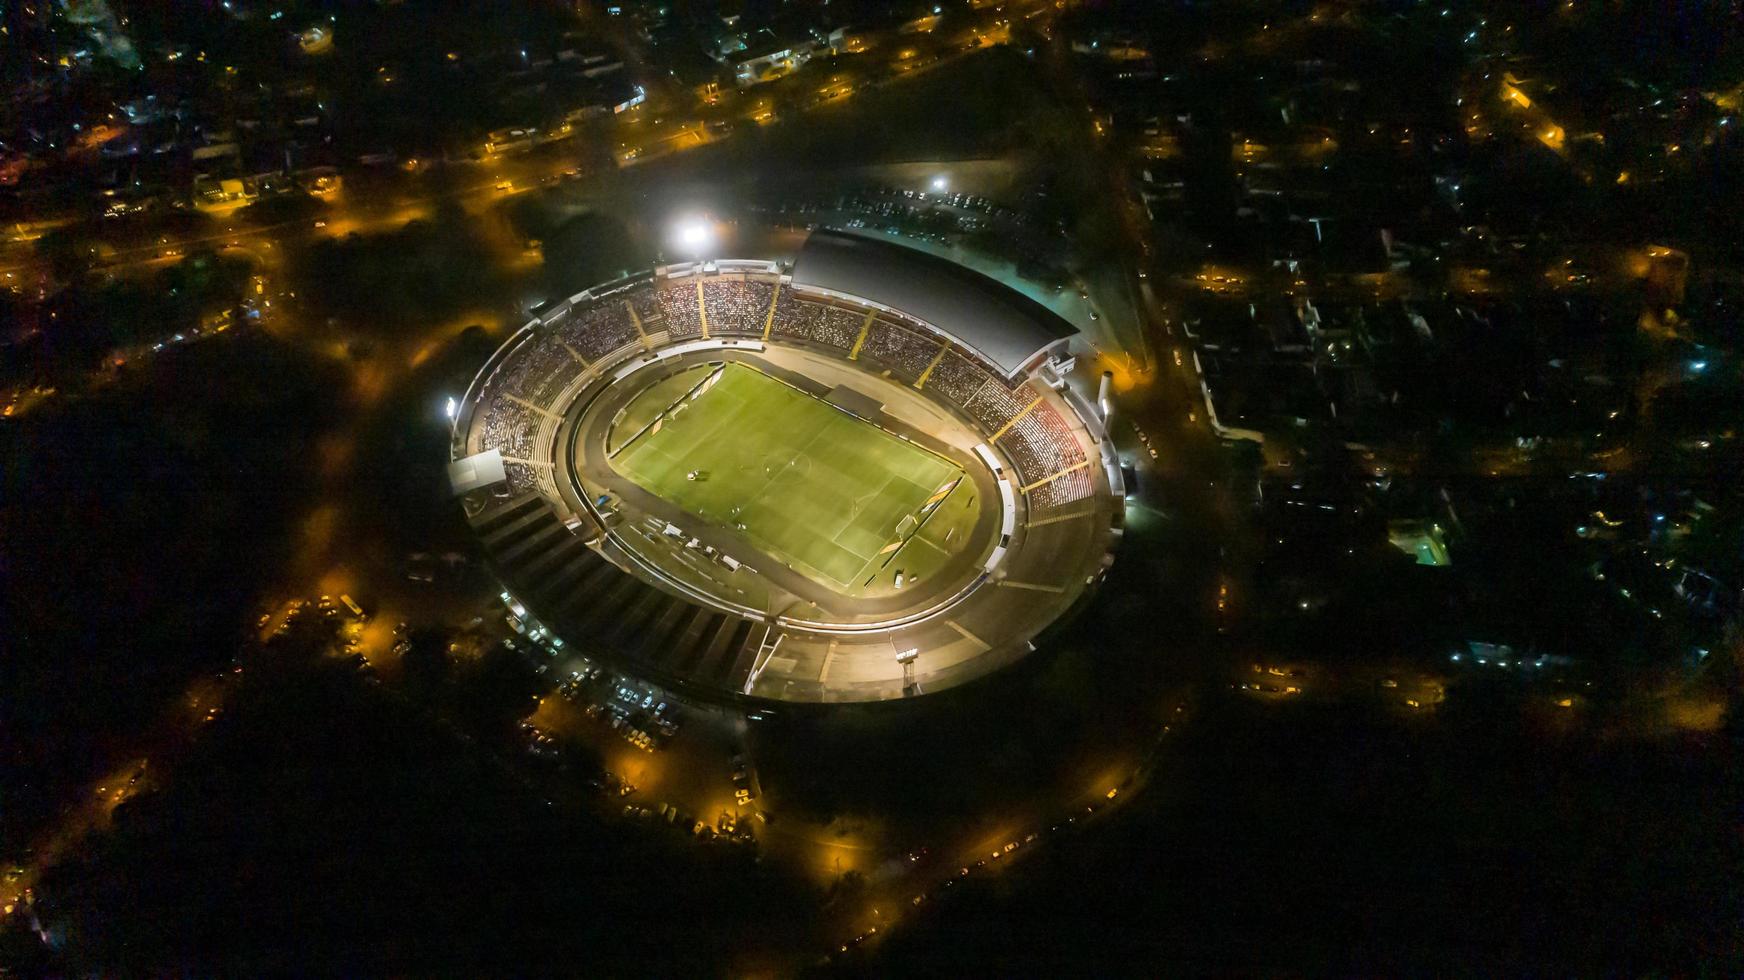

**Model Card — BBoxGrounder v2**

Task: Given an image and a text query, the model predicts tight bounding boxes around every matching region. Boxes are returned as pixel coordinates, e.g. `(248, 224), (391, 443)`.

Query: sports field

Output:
(610, 363), (978, 594)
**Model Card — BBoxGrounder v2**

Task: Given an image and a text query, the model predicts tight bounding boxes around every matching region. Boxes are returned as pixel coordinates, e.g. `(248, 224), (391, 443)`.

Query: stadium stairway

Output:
(469, 493), (550, 547)
(469, 493), (763, 696)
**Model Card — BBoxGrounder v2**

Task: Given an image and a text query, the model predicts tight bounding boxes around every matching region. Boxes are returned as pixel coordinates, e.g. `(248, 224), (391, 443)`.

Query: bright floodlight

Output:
(676, 218), (714, 254)
(930, 175), (949, 193)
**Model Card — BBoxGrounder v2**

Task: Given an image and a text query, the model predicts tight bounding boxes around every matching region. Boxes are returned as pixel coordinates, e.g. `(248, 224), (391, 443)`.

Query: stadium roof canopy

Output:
(791, 230), (1077, 378)
(448, 448), (506, 496)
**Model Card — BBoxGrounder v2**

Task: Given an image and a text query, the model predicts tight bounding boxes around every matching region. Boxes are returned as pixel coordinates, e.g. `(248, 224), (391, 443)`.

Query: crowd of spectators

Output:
(1028, 398), (1084, 467)
(924, 350), (993, 406)
(772, 296), (860, 351)
(1027, 464), (1093, 510)
(503, 336), (576, 406)
(471, 291), (653, 474)
(964, 378), (1032, 433)
(656, 282), (704, 338)
(997, 399), (1090, 505)
(551, 298), (641, 362)
(503, 460), (543, 495)
(859, 320), (943, 384)
(469, 274), (1094, 511)
(480, 392), (536, 461)
(700, 279), (775, 336)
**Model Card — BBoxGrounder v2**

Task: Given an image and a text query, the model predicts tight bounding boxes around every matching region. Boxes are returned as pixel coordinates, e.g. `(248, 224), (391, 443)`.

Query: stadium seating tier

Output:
(472, 273), (1095, 513)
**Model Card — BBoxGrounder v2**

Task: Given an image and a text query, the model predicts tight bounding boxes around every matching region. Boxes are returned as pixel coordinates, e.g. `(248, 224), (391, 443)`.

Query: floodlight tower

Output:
(896, 647), (921, 696)
(671, 216), (717, 262)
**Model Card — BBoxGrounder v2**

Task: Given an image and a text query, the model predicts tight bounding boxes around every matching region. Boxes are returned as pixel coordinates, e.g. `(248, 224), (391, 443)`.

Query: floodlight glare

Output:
(676, 218), (714, 254)
(930, 175), (948, 193)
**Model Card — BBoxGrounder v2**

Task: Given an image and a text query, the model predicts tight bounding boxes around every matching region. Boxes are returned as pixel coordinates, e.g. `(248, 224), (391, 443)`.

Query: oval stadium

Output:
(449, 230), (1124, 704)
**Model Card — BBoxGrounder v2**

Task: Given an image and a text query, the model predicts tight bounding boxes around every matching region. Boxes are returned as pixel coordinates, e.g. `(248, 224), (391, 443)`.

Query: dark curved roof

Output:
(791, 230), (1076, 378)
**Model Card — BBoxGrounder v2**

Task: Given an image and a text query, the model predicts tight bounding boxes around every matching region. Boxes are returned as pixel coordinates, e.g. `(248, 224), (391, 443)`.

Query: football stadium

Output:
(450, 229), (1124, 704)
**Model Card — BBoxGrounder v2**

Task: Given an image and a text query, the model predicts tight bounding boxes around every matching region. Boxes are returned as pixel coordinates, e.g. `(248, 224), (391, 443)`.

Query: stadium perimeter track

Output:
(451, 231), (1124, 706)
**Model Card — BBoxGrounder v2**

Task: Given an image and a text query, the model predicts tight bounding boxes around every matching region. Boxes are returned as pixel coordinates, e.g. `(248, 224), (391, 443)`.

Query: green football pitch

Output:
(610, 363), (976, 593)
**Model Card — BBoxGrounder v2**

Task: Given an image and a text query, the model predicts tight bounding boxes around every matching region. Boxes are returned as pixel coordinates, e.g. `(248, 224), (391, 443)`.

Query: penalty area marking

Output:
(863, 473), (964, 583)
(608, 364), (726, 459)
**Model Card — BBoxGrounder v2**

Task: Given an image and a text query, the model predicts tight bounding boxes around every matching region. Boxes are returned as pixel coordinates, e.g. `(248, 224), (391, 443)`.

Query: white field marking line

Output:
(608, 364), (724, 459)
(776, 446), (867, 588)
(907, 533), (952, 557)
(837, 421), (949, 561)
(876, 473), (966, 575)
(618, 377), (750, 516)
(619, 378), (701, 465)
(728, 379), (770, 477)
(617, 375), (726, 472)
(755, 359), (960, 473)
(838, 429), (897, 525)
(803, 405), (919, 588)
(766, 422), (886, 589)
(739, 402), (835, 565)
(681, 381), (767, 523)
(674, 369), (812, 555)
(837, 471), (903, 588)
(862, 475), (932, 555)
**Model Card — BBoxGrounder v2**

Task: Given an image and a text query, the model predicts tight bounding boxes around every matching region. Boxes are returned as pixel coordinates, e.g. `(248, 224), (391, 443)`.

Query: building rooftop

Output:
(791, 230), (1077, 378)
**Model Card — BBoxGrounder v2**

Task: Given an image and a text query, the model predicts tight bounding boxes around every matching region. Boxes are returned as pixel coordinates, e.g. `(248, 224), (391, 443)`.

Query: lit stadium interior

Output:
(451, 230), (1124, 703)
